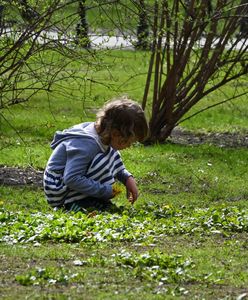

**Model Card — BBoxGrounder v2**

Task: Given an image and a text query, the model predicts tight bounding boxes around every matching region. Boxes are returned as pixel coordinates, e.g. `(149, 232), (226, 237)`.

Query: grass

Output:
(1, 46), (248, 299)
(1, 140), (248, 299)
(181, 87), (248, 133)
(1, 47), (247, 168)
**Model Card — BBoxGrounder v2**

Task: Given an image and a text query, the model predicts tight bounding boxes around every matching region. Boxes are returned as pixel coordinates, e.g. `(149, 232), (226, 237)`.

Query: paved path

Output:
(2, 27), (248, 50)
(2, 27), (135, 49)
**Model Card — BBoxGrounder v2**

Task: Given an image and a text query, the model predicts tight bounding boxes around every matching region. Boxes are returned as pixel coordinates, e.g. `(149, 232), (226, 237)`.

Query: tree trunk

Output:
(75, 0), (90, 48)
(135, 0), (150, 50)
(143, 0), (248, 144)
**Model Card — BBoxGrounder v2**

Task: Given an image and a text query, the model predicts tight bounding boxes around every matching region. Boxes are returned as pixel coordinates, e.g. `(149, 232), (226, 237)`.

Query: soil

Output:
(169, 127), (248, 148)
(0, 165), (44, 188)
(0, 128), (247, 188)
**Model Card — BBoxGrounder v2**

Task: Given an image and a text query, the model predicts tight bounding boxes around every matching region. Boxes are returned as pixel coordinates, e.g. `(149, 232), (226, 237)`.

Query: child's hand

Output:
(126, 176), (138, 205)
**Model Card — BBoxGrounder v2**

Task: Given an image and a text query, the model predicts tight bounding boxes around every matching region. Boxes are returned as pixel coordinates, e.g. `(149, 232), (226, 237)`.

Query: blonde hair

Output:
(95, 97), (149, 144)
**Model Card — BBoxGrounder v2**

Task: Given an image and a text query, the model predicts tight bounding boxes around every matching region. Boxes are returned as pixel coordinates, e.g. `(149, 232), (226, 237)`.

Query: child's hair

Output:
(95, 96), (149, 144)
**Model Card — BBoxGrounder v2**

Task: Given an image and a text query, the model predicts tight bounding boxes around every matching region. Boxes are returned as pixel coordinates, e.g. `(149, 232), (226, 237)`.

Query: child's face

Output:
(110, 130), (136, 150)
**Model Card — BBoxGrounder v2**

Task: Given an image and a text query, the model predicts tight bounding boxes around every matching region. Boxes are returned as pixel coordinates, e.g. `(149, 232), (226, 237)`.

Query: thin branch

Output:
(178, 90), (248, 125)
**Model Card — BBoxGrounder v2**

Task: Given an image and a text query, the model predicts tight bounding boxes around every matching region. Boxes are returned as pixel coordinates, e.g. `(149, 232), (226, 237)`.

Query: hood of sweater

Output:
(50, 122), (108, 152)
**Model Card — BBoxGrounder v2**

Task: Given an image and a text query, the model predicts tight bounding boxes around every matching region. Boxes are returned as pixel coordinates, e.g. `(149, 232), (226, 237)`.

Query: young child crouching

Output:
(43, 97), (148, 212)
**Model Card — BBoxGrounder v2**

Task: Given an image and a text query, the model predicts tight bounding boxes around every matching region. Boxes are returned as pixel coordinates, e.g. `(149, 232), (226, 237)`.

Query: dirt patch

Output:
(169, 127), (248, 148)
(0, 128), (247, 187)
(0, 165), (43, 188)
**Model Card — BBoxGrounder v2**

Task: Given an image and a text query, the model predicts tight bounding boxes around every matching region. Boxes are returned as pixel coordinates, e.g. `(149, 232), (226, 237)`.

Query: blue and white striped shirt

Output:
(43, 122), (131, 207)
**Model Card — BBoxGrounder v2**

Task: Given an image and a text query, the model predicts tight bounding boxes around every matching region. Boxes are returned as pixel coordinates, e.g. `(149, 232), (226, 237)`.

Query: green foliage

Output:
(114, 250), (194, 283)
(1, 204), (248, 245)
(15, 266), (83, 286)
(14, 250), (193, 287)
(1, 2), (248, 298)
(1, 198), (248, 297)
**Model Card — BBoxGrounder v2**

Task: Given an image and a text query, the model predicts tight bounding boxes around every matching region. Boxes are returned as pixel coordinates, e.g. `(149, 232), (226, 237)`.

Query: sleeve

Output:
(63, 138), (113, 199)
(116, 168), (132, 185)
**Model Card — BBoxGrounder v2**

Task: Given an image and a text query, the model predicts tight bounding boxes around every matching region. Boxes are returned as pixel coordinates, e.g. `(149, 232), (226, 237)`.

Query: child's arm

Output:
(125, 176), (138, 204)
(115, 169), (138, 204)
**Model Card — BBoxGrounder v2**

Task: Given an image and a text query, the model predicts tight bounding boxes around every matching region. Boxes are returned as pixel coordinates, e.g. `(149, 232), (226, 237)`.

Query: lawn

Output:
(1, 47), (248, 299)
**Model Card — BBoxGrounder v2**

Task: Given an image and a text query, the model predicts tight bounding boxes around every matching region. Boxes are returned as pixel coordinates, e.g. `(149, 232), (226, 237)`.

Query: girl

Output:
(43, 97), (148, 212)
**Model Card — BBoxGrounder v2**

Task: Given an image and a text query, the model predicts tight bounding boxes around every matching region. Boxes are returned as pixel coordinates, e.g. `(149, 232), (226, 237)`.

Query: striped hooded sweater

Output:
(43, 122), (131, 207)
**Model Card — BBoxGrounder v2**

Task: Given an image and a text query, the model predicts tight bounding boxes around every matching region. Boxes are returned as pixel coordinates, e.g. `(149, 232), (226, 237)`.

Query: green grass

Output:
(181, 86), (248, 133)
(1, 141), (248, 299)
(1, 48), (247, 169)
(1, 46), (248, 300)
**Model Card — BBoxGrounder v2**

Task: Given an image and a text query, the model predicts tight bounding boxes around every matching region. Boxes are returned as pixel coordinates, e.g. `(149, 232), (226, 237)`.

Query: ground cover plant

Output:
(1, 31), (248, 300)
(1, 135), (248, 299)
